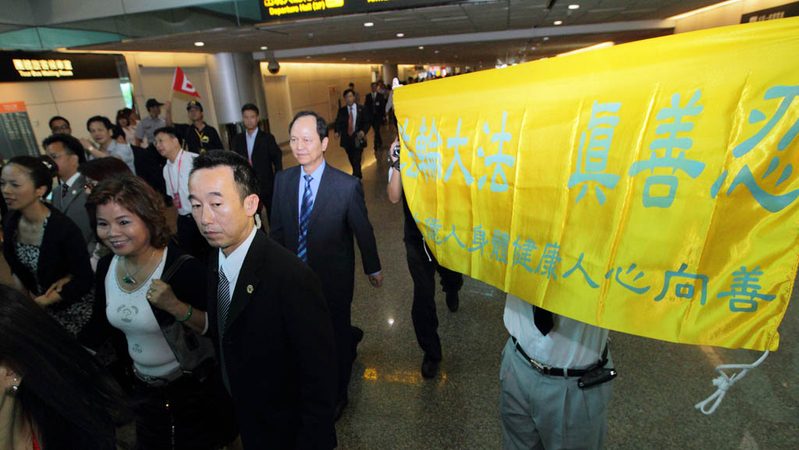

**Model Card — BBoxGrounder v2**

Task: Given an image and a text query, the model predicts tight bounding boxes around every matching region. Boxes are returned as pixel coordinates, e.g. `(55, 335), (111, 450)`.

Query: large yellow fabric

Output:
(394, 18), (799, 351)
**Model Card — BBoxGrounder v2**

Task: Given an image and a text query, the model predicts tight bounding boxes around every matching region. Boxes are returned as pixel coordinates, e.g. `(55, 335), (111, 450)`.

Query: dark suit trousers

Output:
(343, 142), (363, 179)
(371, 119), (383, 149)
(405, 239), (464, 361)
(328, 294), (354, 402)
(177, 214), (210, 263)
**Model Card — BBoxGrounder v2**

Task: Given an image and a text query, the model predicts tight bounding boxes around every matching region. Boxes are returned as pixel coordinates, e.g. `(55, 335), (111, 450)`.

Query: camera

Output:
(267, 59), (280, 74)
(388, 141), (401, 170)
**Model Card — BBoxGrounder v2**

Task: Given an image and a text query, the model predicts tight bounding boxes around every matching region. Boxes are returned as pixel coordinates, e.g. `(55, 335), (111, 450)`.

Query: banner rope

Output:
(694, 350), (769, 415)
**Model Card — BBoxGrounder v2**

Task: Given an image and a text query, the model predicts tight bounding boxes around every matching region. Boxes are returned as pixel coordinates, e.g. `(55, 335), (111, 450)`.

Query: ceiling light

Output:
(568, 4), (580, 9)
(194, 41), (205, 47)
(306, 55), (311, 59)
(434, 50), (439, 54)
(667, 0), (740, 21)
(396, 32), (404, 37)
(364, 22), (374, 27)
(260, 46), (268, 50)
(557, 41), (615, 57)
(543, 36), (549, 41)
(341, 57), (347, 61)
(418, 46), (424, 50)
(553, 20), (563, 25)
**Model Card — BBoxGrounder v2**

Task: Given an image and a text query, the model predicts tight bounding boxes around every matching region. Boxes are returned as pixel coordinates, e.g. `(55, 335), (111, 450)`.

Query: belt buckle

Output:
(528, 356), (552, 374)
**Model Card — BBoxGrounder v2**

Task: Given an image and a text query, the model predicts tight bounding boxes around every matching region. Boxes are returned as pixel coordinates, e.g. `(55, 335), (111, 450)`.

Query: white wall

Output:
(675, 0), (796, 33)
(0, 78), (126, 151)
(261, 62), (374, 142)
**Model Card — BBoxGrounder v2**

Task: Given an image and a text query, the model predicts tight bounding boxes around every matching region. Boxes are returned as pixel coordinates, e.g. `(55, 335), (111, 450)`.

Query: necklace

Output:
(121, 249), (155, 285)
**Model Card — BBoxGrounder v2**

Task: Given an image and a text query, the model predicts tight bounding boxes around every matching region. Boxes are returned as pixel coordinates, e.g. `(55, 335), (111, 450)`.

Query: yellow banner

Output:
(394, 18), (799, 351)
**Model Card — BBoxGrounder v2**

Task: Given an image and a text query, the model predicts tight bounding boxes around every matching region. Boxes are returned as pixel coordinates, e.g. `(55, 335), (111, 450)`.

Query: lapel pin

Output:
(246, 284), (254, 294)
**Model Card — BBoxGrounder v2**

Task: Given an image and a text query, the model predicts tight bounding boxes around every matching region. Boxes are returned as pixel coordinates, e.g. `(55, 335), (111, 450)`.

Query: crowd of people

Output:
(0, 82), (614, 450)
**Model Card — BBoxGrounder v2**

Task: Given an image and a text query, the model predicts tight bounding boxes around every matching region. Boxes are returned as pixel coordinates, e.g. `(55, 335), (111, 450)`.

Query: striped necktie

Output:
(217, 267), (231, 333)
(297, 174), (314, 262)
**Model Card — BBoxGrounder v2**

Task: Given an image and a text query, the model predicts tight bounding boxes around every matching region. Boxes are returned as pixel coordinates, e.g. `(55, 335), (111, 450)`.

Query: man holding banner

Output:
(500, 294), (614, 450)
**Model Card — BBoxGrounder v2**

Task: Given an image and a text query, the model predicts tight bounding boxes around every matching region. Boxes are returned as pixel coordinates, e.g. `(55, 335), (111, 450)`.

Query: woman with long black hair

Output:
(0, 284), (128, 449)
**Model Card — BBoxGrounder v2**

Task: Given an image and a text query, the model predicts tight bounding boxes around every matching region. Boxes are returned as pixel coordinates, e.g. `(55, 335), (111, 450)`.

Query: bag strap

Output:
(161, 254), (193, 283)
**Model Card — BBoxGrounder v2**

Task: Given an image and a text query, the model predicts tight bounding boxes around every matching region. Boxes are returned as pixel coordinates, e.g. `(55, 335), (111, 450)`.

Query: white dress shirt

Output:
(217, 226), (258, 305)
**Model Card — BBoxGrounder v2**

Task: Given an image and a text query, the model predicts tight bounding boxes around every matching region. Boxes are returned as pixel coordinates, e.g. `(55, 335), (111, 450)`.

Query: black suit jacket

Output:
(232, 130), (283, 209)
(270, 164), (381, 308)
(363, 91), (386, 122)
(208, 230), (337, 449)
(2, 204), (93, 306)
(335, 104), (370, 149)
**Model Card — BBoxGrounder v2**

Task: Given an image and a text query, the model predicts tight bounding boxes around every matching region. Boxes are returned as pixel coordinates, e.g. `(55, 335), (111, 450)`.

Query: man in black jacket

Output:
(335, 89), (370, 179)
(231, 103), (283, 222)
(363, 82), (386, 151)
(189, 150), (337, 449)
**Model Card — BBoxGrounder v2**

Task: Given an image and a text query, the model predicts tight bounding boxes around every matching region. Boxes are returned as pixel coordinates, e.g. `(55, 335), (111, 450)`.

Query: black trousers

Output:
(405, 239), (464, 361)
(327, 294), (353, 402)
(371, 120), (383, 149)
(176, 214), (210, 263)
(343, 143), (363, 179)
(132, 371), (238, 450)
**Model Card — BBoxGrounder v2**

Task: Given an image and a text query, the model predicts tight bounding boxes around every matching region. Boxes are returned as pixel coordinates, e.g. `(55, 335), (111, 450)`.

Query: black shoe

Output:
(446, 292), (460, 312)
(334, 398), (348, 422)
(421, 355), (440, 379)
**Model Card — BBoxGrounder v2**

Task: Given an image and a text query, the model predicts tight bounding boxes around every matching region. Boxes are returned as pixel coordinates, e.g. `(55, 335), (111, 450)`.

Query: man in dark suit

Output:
(188, 150), (337, 449)
(335, 89), (370, 179)
(363, 82), (386, 151)
(232, 103), (283, 222)
(271, 111), (383, 420)
(43, 134), (93, 254)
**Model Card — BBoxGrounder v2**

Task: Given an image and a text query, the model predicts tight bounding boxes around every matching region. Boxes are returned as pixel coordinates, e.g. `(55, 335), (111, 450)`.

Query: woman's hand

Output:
(146, 279), (182, 315)
(34, 276), (72, 305)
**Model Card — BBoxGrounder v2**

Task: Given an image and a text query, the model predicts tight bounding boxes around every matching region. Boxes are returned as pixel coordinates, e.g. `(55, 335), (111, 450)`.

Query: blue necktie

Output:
(298, 174), (314, 262)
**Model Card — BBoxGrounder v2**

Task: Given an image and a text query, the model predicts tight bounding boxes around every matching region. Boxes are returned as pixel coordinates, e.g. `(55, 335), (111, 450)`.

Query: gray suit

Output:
(51, 174), (94, 254)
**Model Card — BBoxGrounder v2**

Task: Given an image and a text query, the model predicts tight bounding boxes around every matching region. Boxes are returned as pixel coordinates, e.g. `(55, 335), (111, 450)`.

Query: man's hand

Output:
(368, 272), (384, 288)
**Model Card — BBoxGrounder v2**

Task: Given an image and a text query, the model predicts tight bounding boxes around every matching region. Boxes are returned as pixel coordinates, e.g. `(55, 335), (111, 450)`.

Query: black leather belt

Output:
(511, 336), (607, 378)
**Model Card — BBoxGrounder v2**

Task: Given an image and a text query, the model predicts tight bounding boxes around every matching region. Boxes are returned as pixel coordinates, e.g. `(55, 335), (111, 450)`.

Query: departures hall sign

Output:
(259, 0), (457, 22)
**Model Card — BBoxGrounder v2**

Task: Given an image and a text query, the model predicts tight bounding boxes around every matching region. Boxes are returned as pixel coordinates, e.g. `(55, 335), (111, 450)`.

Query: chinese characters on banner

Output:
(394, 17), (799, 352)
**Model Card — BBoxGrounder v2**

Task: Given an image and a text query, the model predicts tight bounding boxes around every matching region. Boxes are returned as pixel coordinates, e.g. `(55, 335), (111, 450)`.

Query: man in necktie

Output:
(188, 150), (337, 449)
(363, 81), (386, 151)
(271, 111), (383, 421)
(335, 89), (369, 179)
(499, 294), (616, 450)
(43, 134), (94, 256)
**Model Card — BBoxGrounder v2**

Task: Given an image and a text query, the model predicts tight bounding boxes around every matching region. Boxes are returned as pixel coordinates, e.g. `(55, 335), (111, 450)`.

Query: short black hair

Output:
(42, 134), (87, 164)
(5, 155), (59, 197)
(190, 150), (260, 201)
(241, 103), (259, 115)
(153, 126), (182, 145)
(289, 111), (328, 142)
(86, 115), (113, 132)
(48, 116), (70, 130)
(343, 88), (355, 98)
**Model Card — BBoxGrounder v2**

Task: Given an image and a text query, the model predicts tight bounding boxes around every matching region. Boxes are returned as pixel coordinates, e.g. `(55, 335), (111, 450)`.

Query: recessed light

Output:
(554, 20), (563, 25)
(543, 36), (550, 41)
(194, 41), (205, 47)
(568, 4), (580, 9)
(260, 46), (268, 50)
(418, 46), (424, 50)
(396, 32), (405, 38)
(364, 22), (374, 27)
(306, 55), (311, 59)
(341, 57), (347, 61)
(434, 50), (439, 54)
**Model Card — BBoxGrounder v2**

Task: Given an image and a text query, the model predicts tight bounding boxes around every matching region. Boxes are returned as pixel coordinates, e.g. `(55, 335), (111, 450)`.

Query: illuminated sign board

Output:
(260, 0), (459, 23)
(741, 1), (799, 23)
(0, 51), (121, 83)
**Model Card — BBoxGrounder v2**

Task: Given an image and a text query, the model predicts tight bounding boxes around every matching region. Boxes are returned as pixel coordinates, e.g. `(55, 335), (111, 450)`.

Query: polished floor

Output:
(311, 129), (799, 449)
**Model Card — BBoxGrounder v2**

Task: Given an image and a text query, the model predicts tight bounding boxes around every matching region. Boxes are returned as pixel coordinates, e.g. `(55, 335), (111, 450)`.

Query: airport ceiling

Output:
(6, 0), (724, 67)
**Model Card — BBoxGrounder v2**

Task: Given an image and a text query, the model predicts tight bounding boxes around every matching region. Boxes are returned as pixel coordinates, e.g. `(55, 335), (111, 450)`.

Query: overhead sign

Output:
(394, 17), (799, 352)
(0, 51), (120, 83)
(741, 1), (799, 22)
(259, 0), (458, 23)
